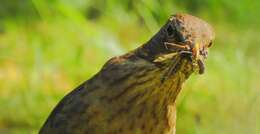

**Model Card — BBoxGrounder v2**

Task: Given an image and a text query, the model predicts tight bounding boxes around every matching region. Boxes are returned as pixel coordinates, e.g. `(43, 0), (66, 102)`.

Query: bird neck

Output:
(135, 28), (167, 62)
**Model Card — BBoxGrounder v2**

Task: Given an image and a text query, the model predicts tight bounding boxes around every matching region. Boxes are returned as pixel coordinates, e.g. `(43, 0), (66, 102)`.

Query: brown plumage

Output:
(40, 13), (215, 134)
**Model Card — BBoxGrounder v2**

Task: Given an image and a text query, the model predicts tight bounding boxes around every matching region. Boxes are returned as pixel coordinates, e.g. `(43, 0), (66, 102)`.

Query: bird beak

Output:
(192, 42), (206, 74)
(192, 42), (200, 60)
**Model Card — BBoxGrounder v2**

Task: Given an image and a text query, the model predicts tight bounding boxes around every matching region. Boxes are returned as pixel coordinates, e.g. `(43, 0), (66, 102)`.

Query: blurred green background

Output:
(0, 0), (260, 133)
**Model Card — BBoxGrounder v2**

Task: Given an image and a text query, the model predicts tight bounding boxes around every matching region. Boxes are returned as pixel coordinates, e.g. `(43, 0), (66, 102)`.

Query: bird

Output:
(39, 13), (215, 134)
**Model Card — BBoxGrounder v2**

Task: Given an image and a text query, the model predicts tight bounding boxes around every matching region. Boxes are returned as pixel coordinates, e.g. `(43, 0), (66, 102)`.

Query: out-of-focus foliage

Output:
(0, 0), (259, 134)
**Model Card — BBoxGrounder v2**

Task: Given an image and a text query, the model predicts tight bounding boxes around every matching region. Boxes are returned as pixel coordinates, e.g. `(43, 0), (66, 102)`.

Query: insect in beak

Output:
(160, 41), (206, 83)
(197, 59), (205, 74)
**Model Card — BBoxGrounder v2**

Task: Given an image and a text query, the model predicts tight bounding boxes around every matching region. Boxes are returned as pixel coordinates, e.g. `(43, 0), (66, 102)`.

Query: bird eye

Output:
(166, 24), (184, 43)
(208, 41), (213, 48)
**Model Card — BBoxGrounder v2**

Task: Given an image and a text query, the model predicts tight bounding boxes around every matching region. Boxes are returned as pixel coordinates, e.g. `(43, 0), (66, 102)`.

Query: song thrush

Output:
(40, 13), (215, 134)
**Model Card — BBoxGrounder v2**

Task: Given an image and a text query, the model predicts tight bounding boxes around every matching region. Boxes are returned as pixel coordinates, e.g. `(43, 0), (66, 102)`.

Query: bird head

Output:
(139, 13), (215, 75)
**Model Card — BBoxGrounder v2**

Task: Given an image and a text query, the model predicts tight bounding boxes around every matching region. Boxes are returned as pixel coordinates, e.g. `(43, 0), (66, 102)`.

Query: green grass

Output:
(0, 0), (260, 133)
